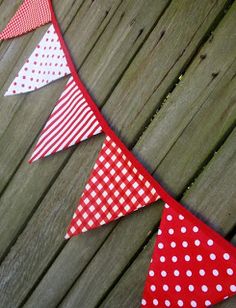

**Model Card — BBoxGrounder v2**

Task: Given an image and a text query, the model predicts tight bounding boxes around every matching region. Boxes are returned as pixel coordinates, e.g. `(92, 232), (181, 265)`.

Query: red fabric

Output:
(141, 204), (236, 307)
(29, 76), (103, 163)
(65, 135), (160, 238)
(0, 0), (51, 40)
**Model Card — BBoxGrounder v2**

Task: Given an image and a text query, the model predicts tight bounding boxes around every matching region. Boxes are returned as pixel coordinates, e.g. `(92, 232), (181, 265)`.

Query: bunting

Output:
(141, 204), (236, 307)
(65, 135), (160, 238)
(29, 75), (103, 163)
(1, 3), (236, 307)
(5, 24), (70, 96)
(0, 0), (51, 40)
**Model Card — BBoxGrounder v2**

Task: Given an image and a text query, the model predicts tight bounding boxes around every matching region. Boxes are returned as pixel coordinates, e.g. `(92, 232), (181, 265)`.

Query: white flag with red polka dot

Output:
(141, 204), (236, 307)
(0, 0), (51, 41)
(29, 75), (103, 163)
(5, 24), (70, 96)
(65, 135), (161, 238)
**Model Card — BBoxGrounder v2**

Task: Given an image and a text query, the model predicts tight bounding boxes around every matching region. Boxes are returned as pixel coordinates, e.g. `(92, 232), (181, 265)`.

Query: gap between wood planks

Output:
(0, 1), (234, 306)
(0, 0), (80, 90)
(0, 0), (172, 262)
(0, 0), (123, 198)
(132, 0), (234, 150)
(0, 0), (229, 229)
(95, 127), (236, 308)
(152, 58), (236, 200)
(38, 6), (236, 306)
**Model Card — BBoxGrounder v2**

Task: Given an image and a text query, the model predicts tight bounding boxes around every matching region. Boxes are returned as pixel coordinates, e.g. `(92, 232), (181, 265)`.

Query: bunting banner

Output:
(29, 75), (103, 163)
(65, 135), (160, 238)
(1, 2), (236, 307)
(0, 0), (51, 41)
(5, 24), (70, 96)
(141, 204), (236, 307)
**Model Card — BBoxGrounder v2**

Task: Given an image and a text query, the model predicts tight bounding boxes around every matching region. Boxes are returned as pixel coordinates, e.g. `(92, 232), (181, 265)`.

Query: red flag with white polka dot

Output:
(5, 24), (70, 96)
(29, 75), (103, 163)
(65, 135), (160, 238)
(141, 204), (236, 308)
(0, 0), (51, 40)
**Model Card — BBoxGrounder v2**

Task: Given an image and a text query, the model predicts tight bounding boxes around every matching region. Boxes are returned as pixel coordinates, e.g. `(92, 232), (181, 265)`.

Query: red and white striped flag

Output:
(141, 204), (236, 308)
(29, 75), (103, 163)
(5, 24), (71, 96)
(65, 135), (160, 238)
(0, 0), (51, 40)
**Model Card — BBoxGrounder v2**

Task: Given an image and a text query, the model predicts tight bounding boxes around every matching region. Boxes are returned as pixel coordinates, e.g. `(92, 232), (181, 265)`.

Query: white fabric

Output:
(5, 24), (70, 96)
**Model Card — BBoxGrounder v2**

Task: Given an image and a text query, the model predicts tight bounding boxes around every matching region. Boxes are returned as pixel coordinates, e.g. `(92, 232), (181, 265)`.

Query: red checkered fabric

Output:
(29, 76), (103, 163)
(141, 204), (236, 307)
(0, 0), (51, 40)
(65, 135), (160, 238)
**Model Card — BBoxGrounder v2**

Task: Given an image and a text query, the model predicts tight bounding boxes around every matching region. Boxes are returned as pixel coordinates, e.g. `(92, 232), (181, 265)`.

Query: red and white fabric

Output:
(141, 204), (236, 307)
(5, 24), (70, 96)
(29, 76), (103, 163)
(65, 135), (160, 238)
(0, 0), (51, 40)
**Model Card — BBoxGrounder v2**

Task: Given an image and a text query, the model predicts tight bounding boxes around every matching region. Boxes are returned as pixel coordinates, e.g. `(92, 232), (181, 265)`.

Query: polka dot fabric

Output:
(5, 24), (71, 96)
(141, 204), (236, 307)
(0, 0), (51, 40)
(65, 135), (160, 238)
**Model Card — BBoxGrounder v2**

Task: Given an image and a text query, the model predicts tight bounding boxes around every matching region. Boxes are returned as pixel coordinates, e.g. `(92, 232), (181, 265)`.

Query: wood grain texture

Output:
(0, 0), (125, 260)
(0, 0), (122, 194)
(33, 4), (236, 308)
(0, 0), (227, 262)
(0, 0), (235, 307)
(100, 129), (236, 308)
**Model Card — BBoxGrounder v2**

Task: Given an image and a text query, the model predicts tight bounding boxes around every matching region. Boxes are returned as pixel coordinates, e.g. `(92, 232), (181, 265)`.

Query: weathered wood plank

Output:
(59, 126), (236, 308)
(24, 7), (236, 308)
(0, 0), (228, 195)
(0, 0), (22, 31)
(100, 128), (236, 308)
(0, 0), (228, 261)
(0, 0), (172, 306)
(101, 238), (236, 308)
(0, 0), (82, 134)
(154, 59), (236, 197)
(0, 1), (234, 307)
(102, 0), (229, 145)
(0, 0), (123, 191)
(99, 234), (157, 308)
(135, 1), (236, 175)
(0, 0), (169, 260)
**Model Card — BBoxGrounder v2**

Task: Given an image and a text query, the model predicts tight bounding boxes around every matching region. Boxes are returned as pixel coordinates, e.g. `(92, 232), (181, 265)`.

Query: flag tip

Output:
(64, 234), (70, 240)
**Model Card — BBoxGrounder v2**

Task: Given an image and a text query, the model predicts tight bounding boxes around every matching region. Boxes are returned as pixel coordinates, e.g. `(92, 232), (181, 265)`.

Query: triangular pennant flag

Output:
(29, 76), (103, 163)
(141, 204), (236, 307)
(0, 0), (51, 40)
(65, 135), (160, 238)
(5, 24), (70, 96)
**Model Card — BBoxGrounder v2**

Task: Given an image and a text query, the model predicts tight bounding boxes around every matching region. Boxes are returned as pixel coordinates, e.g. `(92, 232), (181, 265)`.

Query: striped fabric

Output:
(29, 76), (103, 163)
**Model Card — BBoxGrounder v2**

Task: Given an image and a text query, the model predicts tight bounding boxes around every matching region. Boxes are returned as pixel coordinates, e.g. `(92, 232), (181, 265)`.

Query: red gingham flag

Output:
(29, 75), (103, 163)
(5, 24), (70, 96)
(0, 0), (51, 40)
(141, 204), (236, 308)
(65, 135), (160, 238)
